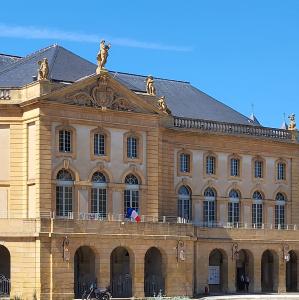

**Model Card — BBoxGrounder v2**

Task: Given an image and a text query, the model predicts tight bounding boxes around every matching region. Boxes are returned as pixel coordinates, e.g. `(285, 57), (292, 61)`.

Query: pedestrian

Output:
(240, 274), (245, 291)
(245, 275), (250, 292)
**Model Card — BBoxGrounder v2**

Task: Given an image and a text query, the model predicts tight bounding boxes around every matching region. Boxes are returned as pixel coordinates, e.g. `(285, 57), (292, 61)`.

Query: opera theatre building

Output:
(0, 43), (298, 300)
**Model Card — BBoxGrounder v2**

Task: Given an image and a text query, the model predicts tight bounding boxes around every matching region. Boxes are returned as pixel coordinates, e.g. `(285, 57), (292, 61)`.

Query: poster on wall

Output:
(208, 266), (220, 284)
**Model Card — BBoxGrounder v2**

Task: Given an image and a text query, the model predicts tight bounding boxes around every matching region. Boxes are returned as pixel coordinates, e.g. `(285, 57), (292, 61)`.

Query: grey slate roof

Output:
(0, 54), (22, 71)
(0, 44), (259, 125)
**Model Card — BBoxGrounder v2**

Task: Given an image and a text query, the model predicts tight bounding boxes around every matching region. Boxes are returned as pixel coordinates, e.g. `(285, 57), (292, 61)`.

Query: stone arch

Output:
(235, 249), (254, 292)
(120, 168), (145, 185)
(208, 248), (228, 293)
(261, 249), (279, 292)
(52, 162), (80, 182)
(110, 246), (133, 297)
(74, 246), (97, 298)
(87, 166), (113, 183)
(144, 247), (166, 296)
(0, 245), (10, 296)
(286, 250), (297, 292)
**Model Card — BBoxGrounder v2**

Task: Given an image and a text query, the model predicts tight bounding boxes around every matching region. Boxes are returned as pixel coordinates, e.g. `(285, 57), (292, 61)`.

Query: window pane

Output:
(254, 160), (263, 178)
(231, 158), (240, 176)
(180, 153), (190, 173)
(277, 163), (286, 180)
(91, 188), (107, 217)
(59, 130), (71, 152)
(127, 137), (137, 159)
(94, 134), (105, 156)
(124, 190), (139, 216)
(206, 156), (215, 175)
(252, 203), (263, 228)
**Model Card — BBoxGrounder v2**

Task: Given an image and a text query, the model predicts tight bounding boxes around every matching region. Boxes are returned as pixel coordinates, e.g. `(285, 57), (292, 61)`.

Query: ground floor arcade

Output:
(1, 230), (299, 299)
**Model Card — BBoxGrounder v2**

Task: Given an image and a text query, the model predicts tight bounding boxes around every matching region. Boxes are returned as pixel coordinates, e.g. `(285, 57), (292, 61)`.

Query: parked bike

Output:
(82, 284), (111, 300)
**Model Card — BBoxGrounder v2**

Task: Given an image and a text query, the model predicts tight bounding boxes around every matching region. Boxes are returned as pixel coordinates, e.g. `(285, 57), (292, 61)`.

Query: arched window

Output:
(275, 193), (286, 229)
(178, 186), (192, 220)
(252, 191), (263, 228)
(228, 189), (240, 226)
(56, 169), (73, 217)
(124, 174), (139, 216)
(203, 188), (216, 226)
(91, 172), (107, 218)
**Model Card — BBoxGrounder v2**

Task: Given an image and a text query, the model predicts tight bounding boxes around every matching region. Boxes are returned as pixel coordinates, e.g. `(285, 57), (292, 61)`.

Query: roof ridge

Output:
(0, 44), (58, 76)
(110, 70), (190, 84)
(0, 53), (22, 59)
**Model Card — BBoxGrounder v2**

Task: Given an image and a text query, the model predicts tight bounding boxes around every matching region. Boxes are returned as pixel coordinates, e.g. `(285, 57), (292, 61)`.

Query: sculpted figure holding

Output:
(97, 40), (111, 72)
(37, 58), (49, 80)
(288, 113), (296, 130)
(146, 75), (156, 96)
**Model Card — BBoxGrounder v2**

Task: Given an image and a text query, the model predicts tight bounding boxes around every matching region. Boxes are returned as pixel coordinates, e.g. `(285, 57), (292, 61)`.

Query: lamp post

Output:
(282, 244), (290, 263)
(232, 243), (239, 261)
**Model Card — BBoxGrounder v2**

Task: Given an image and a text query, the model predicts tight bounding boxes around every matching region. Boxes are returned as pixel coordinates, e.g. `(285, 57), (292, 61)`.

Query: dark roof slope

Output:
(0, 44), (258, 125)
(111, 72), (256, 125)
(0, 45), (95, 87)
(0, 54), (22, 71)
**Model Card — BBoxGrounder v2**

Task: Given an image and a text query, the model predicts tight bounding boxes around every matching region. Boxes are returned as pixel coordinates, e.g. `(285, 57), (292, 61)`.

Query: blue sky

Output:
(1, 0), (298, 128)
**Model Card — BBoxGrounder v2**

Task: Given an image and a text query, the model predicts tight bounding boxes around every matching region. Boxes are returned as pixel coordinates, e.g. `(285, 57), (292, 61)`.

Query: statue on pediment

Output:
(146, 75), (156, 96)
(37, 58), (49, 80)
(157, 96), (171, 114)
(288, 113), (296, 130)
(96, 40), (111, 74)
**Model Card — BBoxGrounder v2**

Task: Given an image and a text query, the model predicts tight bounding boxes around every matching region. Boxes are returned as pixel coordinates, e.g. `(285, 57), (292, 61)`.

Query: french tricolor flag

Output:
(126, 208), (141, 223)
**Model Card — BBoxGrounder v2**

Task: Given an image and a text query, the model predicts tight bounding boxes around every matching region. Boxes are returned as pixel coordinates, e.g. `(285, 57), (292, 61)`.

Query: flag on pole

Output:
(126, 207), (141, 223)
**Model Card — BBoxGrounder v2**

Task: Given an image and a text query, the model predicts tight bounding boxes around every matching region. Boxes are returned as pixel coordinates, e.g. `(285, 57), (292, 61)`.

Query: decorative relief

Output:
(64, 75), (136, 112)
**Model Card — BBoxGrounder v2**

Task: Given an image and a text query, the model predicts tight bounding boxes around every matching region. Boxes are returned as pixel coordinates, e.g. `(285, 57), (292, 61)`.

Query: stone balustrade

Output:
(173, 116), (294, 141)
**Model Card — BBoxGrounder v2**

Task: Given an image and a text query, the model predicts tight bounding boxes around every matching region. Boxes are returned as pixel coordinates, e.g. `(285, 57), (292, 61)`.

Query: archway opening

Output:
(111, 247), (132, 297)
(235, 249), (253, 292)
(144, 247), (165, 296)
(261, 250), (278, 292)
(74, 246), (96, 298)
(0, 245), (10, 296)
(286, 251), (297, 292)
(208, 249), (227, 293)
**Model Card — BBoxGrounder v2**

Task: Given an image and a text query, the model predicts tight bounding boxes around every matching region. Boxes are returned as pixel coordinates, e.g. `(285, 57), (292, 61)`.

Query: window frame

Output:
(90, 172), (108, 218)
(205, 153), (217, 176)
(252, 191), (264, 228)
(55, 169), (74, 218)
(276, 160), (287, 181)
(228, 189), (240, 226)
(177, 149), (193, 177)
(90, 128), (111, 161)
(123, 131), (143, 164)
(55, 125), (76, 159)
(177, 185), (192, 221)
(203, 187), (216, 226)
(275, 193), (286, 229)
(124, 174), (140, 217)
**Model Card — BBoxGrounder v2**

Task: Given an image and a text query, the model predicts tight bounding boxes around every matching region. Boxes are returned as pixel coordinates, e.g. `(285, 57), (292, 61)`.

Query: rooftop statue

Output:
(157, 96), (171, 114)
(288, 113), (296, 130)
(96, 40), (111, 74)
(37, 58), (49, 80)
(146, 75), (156, 96)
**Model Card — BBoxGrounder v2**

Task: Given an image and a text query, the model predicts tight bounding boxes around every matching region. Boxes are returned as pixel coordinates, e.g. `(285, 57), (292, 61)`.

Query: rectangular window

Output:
(124, 189), (139, 215)
(180, 153), (190, 173)
(277, 163), (286, 180)
(59, 130), (71, 152)
(127, 137), (137, 159)
(203, 200), (215, 225)
(56, 186), (73, 217)
(254, 160), (263, 178)
(206, 156), (216, 175)
(94, 133), (105, 156)
(252, 203), (263, 228)
(91, 188), (107, 217)
(230, 158), (240, 177)
(228, 202), (239, 225)
(275, 205), (285, 229)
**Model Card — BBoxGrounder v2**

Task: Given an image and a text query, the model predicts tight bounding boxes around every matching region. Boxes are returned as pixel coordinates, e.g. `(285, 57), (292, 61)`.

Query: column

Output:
(133, 254), (144, 297)
(98, 251), (110, 289)
(227, 258), (236, 292)
(253, 251), (261, 292)
(277, 260), (286, 292)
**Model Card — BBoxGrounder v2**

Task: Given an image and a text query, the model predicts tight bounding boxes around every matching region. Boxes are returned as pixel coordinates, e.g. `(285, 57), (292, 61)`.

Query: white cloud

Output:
(0, 23), (192, 52)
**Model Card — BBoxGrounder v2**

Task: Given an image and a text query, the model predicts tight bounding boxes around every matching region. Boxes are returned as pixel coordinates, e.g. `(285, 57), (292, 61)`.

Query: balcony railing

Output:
(40, 212), (298, 231)
(173, 116), (294, 141)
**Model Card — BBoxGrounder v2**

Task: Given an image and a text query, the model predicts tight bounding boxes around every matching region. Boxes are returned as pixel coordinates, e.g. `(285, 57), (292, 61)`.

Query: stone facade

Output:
(0, 67), (298, 300)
